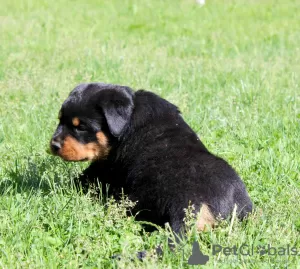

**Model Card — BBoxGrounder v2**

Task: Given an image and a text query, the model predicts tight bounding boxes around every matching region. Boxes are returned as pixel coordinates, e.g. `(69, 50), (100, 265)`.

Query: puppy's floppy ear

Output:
(98, 86), (134, 137)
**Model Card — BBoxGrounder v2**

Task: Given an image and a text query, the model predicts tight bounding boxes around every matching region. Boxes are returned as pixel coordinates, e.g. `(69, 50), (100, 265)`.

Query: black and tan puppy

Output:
(50, 83), (252, 237)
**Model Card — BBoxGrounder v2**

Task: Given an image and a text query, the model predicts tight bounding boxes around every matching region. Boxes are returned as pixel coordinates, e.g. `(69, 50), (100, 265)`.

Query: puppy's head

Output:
(50, 83), (134, 161)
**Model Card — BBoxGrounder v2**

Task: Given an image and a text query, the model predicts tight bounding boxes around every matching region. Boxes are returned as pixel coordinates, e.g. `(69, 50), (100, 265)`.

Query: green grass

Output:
(0, 0), (299, 268)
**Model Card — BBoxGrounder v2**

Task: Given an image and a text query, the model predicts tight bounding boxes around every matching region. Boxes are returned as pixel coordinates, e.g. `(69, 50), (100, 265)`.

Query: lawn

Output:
(0, 0), (299, 268)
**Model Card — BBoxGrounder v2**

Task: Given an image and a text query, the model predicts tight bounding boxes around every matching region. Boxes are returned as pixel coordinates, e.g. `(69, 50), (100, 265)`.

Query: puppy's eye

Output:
(76, 123), (87, 131)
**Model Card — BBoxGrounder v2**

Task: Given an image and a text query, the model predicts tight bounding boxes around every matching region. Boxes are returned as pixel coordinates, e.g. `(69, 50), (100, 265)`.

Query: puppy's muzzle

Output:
(50, 137), (63, 154)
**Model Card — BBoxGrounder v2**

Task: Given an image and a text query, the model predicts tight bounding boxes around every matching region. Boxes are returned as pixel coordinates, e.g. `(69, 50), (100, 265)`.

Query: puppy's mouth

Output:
(53, 151), (90, 162)
(60, 156), (90, 162)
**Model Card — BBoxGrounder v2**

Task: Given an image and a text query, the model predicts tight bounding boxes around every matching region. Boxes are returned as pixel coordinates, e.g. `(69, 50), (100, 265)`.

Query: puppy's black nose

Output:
(51, 140), (61, 153)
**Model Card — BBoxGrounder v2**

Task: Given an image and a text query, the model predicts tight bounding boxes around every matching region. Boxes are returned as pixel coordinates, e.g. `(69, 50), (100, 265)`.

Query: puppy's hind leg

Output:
(163, 204), (216, 254)
(196, 204), (216, 231)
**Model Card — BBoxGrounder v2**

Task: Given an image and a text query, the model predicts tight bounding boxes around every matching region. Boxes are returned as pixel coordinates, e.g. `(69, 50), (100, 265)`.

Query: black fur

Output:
(51, 82), (253, 236)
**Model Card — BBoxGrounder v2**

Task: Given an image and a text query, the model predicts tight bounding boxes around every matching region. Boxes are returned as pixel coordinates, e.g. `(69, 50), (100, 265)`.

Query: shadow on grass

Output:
(0, 155), (81, 195)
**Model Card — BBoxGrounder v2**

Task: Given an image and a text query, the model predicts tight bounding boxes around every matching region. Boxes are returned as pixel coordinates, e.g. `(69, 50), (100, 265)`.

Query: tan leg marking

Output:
(196, 204), (216, 231)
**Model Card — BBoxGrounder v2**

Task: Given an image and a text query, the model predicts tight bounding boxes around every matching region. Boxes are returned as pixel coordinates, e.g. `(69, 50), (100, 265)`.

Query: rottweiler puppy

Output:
(50, 82), (252, 238)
